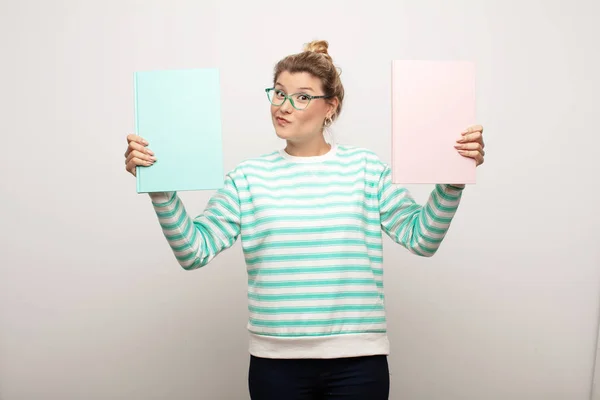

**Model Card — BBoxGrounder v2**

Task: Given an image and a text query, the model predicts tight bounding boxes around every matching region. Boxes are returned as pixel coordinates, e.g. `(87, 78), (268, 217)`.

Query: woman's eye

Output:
(275, 90), (285, 98)
(298, 95), (309, 101)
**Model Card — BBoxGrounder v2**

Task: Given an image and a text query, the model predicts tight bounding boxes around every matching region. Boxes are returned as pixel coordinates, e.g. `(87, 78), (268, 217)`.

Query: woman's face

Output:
(270, 71), (336, 144)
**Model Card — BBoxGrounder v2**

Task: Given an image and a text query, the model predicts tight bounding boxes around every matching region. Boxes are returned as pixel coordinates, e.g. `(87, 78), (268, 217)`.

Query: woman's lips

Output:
(276, 117), (290, 126)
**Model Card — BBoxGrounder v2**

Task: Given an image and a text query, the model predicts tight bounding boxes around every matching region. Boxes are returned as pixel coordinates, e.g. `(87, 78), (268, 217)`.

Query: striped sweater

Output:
(148, 144), (464, 359)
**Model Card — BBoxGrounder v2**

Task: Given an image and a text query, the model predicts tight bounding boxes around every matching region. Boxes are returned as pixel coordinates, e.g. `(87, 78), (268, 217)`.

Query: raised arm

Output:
(149, 173), (241, 270)
(377, 166), (464, 257)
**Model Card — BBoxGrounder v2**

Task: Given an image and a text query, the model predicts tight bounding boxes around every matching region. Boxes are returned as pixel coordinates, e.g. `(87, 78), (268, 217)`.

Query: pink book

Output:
(391, 60), (476, 184)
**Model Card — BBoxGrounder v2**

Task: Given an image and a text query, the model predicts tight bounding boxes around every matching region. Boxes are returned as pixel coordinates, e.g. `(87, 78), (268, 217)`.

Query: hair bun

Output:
(303, 40), (333, 63)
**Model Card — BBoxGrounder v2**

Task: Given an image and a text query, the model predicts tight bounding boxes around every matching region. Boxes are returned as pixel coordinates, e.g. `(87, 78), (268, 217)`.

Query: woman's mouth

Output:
(276, 117), (290, 126)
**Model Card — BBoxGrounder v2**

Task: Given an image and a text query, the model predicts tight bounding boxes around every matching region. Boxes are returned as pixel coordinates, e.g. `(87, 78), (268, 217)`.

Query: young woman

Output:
(124, 40), (485, 400)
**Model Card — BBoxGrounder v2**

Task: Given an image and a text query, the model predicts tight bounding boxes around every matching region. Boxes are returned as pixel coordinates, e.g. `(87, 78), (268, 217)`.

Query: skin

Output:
(455, 124), (485, 166)
(124, 71), (485, 175)
(270, 71), (338, 157)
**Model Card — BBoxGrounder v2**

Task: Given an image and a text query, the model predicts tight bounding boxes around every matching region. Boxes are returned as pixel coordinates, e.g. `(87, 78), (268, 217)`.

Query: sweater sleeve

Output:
(148, 173), (242, 270)
(377, 166), (464, 257)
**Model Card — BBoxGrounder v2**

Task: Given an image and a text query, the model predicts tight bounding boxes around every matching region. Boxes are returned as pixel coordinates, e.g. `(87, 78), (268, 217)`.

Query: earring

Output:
(324, 116), (333, 127)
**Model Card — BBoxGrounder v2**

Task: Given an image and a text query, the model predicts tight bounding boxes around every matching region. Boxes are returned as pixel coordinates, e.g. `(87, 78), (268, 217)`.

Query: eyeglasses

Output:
(265, 88), (331, 111)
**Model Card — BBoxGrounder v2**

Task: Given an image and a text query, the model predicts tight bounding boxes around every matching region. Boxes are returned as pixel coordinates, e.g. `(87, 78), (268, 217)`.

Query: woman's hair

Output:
(272, 40), (344, 123)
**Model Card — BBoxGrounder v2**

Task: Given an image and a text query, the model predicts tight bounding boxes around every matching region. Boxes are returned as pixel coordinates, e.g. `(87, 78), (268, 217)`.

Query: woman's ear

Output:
(327, 97), (339, 118)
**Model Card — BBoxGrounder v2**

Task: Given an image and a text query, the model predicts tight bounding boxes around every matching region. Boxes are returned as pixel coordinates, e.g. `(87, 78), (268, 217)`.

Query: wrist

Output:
(148, 191), (176, 206)
(446, 184), (466, 190)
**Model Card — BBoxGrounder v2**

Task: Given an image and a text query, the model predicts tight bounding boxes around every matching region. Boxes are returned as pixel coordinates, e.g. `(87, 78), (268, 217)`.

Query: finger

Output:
(462, 125), (483, 135)
(131, 141), (155, 156)
(454, 142), (482, 151)
(125, 142), (155, 159)
(127, 133), (148, 145)
(457, 150), (485, 166)
(127, 134), (149, 146)
(457, 131), (483, 143)
(125, 136), (151, 158)
(126, 156), (153, 173)
(126, 156), (154, 169)
(457, 149), (480, 159)
(455, 143), (485, 157)
(126, 149), (156, 164)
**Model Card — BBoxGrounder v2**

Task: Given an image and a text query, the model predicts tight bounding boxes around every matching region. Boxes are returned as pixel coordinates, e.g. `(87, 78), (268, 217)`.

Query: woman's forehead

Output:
(275, 71), (320, 92)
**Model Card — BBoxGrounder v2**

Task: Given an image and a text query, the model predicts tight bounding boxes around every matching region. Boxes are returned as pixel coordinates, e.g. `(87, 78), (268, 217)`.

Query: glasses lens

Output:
(292, 94), (310, 110)
(267, 89), (285, 106)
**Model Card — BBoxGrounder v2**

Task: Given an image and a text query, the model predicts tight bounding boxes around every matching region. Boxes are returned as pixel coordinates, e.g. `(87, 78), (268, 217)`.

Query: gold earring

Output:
(324, 116), (333, 127)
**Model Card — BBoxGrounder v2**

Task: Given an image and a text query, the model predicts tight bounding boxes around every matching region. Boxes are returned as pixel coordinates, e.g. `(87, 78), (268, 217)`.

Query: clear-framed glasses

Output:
(265, 88), (331, 111)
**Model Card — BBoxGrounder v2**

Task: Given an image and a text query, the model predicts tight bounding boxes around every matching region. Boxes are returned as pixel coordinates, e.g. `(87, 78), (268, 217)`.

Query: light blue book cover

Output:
(134, 68), (224, 193)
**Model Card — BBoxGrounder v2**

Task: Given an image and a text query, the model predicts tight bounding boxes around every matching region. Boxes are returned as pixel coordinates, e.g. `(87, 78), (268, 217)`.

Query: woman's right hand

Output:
(124, 134), (156, 177)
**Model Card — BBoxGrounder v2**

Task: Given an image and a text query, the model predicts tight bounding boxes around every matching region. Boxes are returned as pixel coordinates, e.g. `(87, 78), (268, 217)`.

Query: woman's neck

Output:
(285, 135), (331, 157)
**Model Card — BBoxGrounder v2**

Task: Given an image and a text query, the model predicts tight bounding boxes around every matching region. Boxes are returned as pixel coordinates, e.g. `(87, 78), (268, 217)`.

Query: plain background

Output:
(1, 0), (599, 399)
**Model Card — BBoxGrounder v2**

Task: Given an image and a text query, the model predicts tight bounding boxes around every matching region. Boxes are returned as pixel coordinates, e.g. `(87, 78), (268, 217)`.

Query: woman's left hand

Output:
(455, 124), (485, 166)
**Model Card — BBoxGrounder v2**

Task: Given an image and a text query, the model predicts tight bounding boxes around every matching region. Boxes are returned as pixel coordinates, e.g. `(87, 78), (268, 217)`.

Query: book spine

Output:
(134, 72), (141, 193)
(391, 61), (396, 183)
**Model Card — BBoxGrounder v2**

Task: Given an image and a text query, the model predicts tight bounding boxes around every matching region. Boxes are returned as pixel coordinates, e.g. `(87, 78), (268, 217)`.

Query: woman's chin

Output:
(274, 128), (294, 140)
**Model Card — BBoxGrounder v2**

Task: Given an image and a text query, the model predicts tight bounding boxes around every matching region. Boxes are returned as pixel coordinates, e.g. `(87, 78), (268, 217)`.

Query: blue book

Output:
(134, 68), (224, 193)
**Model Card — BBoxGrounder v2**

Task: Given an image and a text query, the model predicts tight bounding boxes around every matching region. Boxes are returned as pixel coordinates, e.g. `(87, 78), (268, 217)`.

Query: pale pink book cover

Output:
(391, 60), (476, 184)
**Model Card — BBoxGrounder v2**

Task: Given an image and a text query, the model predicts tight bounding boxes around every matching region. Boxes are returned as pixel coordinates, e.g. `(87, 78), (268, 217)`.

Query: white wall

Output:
(1, 0), (599, 399)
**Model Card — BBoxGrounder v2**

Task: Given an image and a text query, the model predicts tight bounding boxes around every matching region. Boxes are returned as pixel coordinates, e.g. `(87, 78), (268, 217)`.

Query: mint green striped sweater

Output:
(149, 144), (464, 359)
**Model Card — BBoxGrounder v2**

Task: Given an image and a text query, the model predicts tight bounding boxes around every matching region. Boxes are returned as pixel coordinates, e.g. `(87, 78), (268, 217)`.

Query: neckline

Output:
(278, 143), (337, 164)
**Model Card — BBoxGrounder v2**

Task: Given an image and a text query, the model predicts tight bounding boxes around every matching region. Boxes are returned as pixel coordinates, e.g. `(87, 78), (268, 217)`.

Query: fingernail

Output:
(146, 149), (154, 155)
(142, 139), (149, 145)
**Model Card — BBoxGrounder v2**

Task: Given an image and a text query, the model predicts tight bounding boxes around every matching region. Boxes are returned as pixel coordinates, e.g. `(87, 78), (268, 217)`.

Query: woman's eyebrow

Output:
(274, 82), (315, 92)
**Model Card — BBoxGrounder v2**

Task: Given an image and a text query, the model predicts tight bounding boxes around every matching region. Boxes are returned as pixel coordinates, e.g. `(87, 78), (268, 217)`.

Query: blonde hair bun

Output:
(303, 40), (332, 63)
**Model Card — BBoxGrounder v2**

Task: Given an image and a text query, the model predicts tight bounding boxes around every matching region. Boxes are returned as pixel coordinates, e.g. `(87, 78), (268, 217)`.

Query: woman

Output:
(124, 40), (485, 400)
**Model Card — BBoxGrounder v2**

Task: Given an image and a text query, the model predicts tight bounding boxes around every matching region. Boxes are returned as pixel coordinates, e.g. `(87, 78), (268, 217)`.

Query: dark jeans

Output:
(248, 354), (390, 400)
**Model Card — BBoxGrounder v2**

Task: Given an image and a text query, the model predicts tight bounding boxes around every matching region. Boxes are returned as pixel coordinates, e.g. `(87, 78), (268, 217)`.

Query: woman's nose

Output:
(280, 97), (293, 113)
